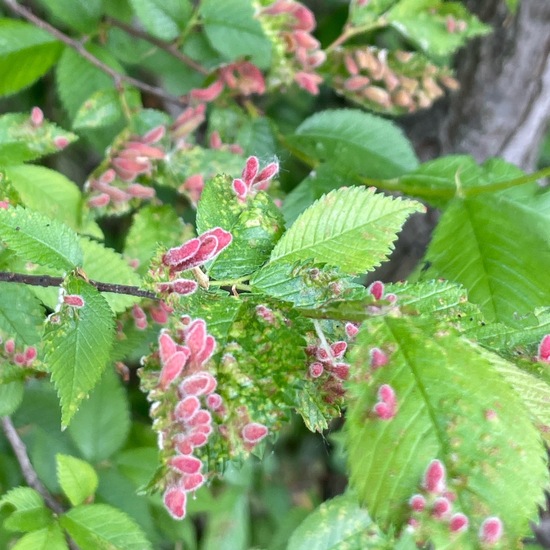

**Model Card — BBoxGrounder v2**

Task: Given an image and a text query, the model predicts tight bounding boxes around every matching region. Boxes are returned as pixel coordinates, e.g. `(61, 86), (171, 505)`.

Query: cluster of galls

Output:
(407, 459), (503, 545)
(1, 336), (37, 368)
(259, 0), (325, 95)
(140, 317), (269, 520)
(232, 156), (280, 201)
(333, 47), (459, 114)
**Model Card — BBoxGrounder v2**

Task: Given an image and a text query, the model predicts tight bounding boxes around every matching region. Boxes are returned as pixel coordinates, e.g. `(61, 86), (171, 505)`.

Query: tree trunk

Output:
(379, 0), (550, 283)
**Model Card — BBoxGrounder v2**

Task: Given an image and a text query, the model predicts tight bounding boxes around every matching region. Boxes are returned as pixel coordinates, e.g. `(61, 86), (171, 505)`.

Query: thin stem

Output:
(1, 417), (63, 512)
(313, 319), (336, 363)
(325, 21), (386, 54)
(104, 16), (208, 75)
(0, 272), (158, 300)
(2, 0), (186, 106)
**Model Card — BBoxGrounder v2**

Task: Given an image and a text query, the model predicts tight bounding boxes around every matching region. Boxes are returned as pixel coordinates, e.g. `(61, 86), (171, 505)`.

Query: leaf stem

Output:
(1, 0), (186, 106)
(0, 272), (158, 300)
(103, 16), (208, 75)
(325, 21), (386, 54)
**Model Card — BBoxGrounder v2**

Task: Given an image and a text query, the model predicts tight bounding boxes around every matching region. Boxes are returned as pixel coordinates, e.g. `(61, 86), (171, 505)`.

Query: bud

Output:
(242, 422), (268, 444)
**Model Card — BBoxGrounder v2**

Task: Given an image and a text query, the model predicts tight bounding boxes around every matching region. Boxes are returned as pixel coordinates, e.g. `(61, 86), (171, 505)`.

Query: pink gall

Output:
(0, 201), (10, 209)
(233, 178), (248, 199)
(242, 156), (260, 185)
(432, 497), (452, 519)
(479, 516), (503, 544)
(54, 136), (69, 150)
(4, 339), (15, 354)
(30, 107), (44, 127)
(331, 341), (347, 358)
(294, 71), (323, 95)
(159, 350), (190, 389)
(142, 124), (166, 144)
(179, 372), (217, 396)
(291, 4), (316, 32)
(373, 401), (395, 420)
(242, 422), (269, 444)
(175, 437), (194, 455)
(256, 305), (276, 324)
(127, 184), (156, 199)
(182, 472), (206, 492)
(187, 409), (212, 428)
(175, 395), (201, 422)
(344, 75), (371, 92)
(63, 294), (85, 308)
(24, 346), (37, 363)
(150, 305), (169, 325)
(331, 362), (350, 380)
(185, 319), (207, 356)
(206, 393), (223, 411)
(88, 193), (111, 208)
(189, 79), (224, 102)
(345, 322), (359, 339)
(159, 332), (177, 365)
(423, 459), (446, 494)
(449, 513), (469, 533)
(163, 486), (187, 520)
(370, 347), (388, 369)
(368, 280), (385, 300)
(378, 384), (396, 407)
(188, 432), (208, 448)
(163, 238), (201, 268)
(192, 423), (213, 437)
(209, 130), (223, 149)
(170, 455), (202, 475)
(537, 334), (550, 362)
(14, 353), (26, 366)
(309, 362), (324, 378)
(409, 494), (426, 512)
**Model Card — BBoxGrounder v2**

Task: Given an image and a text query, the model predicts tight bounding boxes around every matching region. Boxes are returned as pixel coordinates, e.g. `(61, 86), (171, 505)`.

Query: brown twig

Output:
(0, 272), (158, 300)
(1, 417), (81, 549)
(1, 0), (186, 106)
(104, 16), (208, 75)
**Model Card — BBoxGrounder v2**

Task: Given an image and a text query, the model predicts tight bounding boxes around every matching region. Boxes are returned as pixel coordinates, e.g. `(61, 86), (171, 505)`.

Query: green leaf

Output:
(201, 489), (249, 550)
(286, 109), (418, 179)
(395, 156), (526, 207)
(80, 237), (143, 313)
(197, 175), (285, 279)
(0, 206), (83, 269)
(504, 0), (519, 13)
(0, 19), (63, 97)
(484, 353), (550, 445)
(129, 0), (191, 41)
(288, 493), (387, 549)
(73, 88), (141, 130)
(347, 317), (548, 546)
(269, 187), (424, 275)
(0, 381), (24, 416)
(0, 282), (43, 345)
(12, 523), (68, 550)
(56, 46), (126, 122)
(124, 204), (190, 276)
(387, 0), (491, 59)
(56, 454), (98, 506)
(282, 165), (351, 227)
(200, 0), (272, 69)
(423, 187), (550, 323)
(0, 487), (52, 533)
(60, 504), (152, 550)
(44, 276), (115, 428)
(4, 165), (82, 231)
(68, 368), (131, 462)
(35, 0), (104, 34)
(251, 261), (365, 308)
(0, 114), (77, 165)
